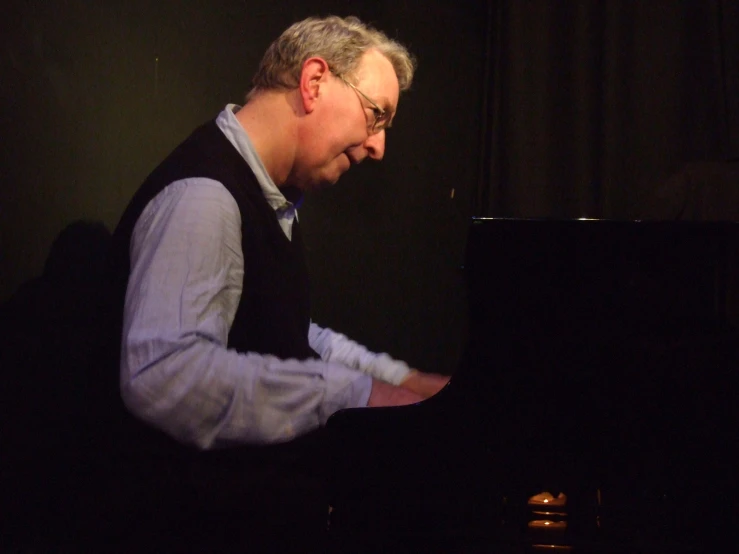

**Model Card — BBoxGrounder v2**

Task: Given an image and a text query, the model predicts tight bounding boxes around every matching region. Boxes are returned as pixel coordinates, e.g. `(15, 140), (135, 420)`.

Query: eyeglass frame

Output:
(332, 71), (391, 134)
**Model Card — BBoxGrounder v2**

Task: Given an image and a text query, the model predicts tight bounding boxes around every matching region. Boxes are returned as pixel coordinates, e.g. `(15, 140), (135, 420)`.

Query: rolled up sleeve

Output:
(308, 323), (412, 386)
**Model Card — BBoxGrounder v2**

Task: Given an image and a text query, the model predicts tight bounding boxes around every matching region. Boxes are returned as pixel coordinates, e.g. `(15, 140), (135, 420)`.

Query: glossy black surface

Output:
(327, 218), (739, 553)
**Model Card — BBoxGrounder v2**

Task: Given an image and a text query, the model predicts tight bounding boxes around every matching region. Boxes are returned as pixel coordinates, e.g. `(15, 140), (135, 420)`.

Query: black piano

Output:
(326, 218), (739, 553)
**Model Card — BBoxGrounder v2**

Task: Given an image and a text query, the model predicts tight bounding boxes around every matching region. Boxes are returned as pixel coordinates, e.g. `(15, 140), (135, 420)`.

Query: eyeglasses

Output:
(334, 72), (391, 135)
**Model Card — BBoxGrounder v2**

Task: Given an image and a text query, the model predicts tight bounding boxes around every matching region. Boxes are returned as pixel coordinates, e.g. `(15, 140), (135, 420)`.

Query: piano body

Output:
(326, 218), (739, 553)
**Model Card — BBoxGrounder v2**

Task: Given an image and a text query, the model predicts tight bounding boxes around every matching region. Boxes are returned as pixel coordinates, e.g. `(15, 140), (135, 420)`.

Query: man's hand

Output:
(399, 370), (450, 399)
(367, 379), (423, 407)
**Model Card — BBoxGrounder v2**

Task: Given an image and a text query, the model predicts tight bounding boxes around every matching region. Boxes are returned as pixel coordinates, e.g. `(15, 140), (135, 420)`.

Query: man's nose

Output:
(364, 130), (386, 160)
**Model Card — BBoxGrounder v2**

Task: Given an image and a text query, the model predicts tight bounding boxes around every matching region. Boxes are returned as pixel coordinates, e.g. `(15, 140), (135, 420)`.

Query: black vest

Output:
(103, 120), (328, 466)
(109, 120), (318, 364)
(100, 122), (330, 541)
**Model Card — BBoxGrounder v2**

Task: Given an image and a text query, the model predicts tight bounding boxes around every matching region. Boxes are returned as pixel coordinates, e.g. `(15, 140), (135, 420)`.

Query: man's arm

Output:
(309, 323), (450, 399)
(308, 323), (411, 384)
(121, 179), (372, 448)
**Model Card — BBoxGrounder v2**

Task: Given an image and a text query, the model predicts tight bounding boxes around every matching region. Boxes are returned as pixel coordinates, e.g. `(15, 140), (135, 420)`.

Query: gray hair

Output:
(247, 15), (416, 100)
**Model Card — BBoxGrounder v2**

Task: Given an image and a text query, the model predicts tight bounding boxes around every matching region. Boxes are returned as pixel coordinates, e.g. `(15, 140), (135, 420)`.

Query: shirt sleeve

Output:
(120, 178), (372, 449)
(308, 323), (412, 386)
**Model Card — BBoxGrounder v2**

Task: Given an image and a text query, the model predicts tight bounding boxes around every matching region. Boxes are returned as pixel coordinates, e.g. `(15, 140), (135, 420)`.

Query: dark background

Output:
(1, 0), (737, 375)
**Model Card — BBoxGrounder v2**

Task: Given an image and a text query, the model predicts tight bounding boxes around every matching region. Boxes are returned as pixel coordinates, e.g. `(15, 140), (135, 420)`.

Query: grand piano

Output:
(325, 218), (739, 553)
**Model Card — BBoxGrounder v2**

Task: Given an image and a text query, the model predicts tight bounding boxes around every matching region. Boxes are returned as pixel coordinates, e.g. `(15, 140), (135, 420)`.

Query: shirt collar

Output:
(215, 104), (298, 213)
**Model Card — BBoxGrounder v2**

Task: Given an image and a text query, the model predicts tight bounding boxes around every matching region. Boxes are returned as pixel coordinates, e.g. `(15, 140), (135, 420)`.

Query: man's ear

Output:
(299, 57), (330, 114)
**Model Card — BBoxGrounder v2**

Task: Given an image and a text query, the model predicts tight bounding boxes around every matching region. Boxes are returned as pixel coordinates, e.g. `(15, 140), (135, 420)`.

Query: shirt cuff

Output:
(318, 363), (373, 424)
(368, 353), (412, 385)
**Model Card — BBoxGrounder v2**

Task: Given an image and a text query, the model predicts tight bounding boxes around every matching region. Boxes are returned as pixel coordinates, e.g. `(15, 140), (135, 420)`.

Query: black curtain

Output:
(475, 0), (739, 219)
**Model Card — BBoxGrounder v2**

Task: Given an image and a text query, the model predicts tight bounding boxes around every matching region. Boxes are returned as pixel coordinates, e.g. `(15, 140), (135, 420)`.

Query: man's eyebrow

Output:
(381, 105), (396, 130)
(377, 96), (395, 111)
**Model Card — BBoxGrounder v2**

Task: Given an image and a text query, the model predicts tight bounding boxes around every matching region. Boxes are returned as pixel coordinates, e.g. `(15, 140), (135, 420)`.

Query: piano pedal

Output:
(526, 491), (572, 551)
(528, 491), (568, 510)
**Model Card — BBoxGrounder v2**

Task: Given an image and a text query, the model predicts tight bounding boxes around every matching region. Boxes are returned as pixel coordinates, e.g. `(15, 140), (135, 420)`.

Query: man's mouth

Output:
(345, 152), (364, 166)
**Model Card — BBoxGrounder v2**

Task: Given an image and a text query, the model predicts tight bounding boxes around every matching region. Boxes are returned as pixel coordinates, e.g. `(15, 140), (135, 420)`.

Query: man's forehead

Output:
(354, 50), (400, 110)
(354, 49), (397, 80)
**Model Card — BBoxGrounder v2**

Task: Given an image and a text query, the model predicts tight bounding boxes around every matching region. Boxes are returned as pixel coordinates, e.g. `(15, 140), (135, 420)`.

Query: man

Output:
(108, 15), (448, 452)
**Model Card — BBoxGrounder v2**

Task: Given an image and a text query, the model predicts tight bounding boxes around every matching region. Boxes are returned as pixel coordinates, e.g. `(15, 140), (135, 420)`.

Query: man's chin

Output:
(318, 164), (349, 188)
(299, 160), (350, 191)
(301, 174), (341, 193)
(321, 176), (342, 190)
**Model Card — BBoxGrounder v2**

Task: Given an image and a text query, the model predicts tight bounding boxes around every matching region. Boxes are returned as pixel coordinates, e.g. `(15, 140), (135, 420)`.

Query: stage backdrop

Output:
(0, 0), (482, 374)
(2, 0), (736, 374)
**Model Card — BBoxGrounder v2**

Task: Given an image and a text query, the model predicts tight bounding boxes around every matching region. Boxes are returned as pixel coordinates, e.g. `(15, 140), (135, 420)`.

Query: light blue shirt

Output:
(120, 105), (411, 448)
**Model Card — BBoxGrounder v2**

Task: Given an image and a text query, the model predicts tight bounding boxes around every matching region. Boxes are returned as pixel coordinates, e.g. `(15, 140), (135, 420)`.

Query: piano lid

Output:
(464, 217), (739, 339)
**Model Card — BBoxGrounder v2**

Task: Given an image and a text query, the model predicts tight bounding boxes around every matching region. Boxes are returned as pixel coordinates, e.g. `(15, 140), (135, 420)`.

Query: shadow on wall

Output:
(2, 219), (112, 322)
(0, 219), (115, 548)
(0, 217), (113, 437)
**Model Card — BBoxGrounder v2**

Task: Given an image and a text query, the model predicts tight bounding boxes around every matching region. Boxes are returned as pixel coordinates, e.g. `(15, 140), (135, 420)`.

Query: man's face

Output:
(291, 49), (401, 191)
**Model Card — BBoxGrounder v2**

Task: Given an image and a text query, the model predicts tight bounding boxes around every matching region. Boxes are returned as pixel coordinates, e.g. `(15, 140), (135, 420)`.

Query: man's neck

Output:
(234, 92), (298, 189)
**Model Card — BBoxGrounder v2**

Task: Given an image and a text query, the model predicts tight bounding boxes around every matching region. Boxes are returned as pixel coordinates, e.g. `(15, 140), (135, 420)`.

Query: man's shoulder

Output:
(146, 178), (240, 219)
